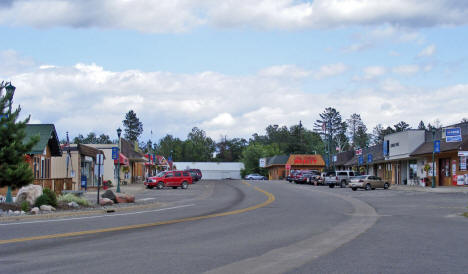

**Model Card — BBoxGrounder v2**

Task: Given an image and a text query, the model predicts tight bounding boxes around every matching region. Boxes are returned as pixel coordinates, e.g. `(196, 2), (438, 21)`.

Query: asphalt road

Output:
(0, 180), (467, 274)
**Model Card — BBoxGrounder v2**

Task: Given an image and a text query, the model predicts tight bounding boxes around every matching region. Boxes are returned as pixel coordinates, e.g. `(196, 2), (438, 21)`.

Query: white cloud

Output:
(354, 66), (386, 80)
(314, 63), (348, 79)
(392, 65), (420, 75)
(1, 1), (468, 32)
(258, 65), (310, 78)
(418, 44), (436, 57)
(6, 60), (467, 141)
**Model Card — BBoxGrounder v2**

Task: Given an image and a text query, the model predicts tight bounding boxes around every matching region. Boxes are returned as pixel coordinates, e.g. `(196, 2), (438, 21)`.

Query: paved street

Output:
(1, 180), (467, 273)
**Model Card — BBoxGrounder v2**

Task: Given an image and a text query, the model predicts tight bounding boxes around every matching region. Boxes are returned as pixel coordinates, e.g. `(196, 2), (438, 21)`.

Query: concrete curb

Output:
(390, 185), (468, 193)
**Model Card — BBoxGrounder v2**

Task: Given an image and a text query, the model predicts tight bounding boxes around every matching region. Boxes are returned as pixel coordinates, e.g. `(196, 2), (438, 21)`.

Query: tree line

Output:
(67, 108), (463, 175)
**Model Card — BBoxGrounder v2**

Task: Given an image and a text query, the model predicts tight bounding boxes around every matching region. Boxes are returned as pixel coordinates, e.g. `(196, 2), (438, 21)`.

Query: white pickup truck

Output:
(324, 170), (359, 188)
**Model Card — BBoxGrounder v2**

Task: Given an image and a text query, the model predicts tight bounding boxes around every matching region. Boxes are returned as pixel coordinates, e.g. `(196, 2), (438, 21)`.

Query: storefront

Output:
(265, 154), (325, 180)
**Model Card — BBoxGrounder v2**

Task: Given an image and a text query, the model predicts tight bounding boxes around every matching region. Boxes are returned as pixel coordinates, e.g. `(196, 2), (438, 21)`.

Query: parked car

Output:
(185, 169), (201, 182)
(325, 170), (358, 188)
(287, 170), (301, 182)
(316, 172), (327, 185)
(294, 170), (321, 184)
(145, 170), (193, 189)
(245, 173), (268, 180)
(349, 175), (390, 191)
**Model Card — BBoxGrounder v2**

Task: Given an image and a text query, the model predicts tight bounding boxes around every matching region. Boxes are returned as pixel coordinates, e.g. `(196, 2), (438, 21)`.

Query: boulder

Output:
(99, 198), (114, 206)
(16, 184), (43, 206)
(31, 207), (40, 214)
(115, 193), (135, 203)
(68, 201), (79, 208)
(40, 205), (56, 211)
(101, 190), (116, 202)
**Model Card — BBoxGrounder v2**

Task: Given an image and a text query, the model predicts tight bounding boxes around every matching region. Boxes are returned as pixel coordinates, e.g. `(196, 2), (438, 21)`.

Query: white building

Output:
(173, 162), (245, 180)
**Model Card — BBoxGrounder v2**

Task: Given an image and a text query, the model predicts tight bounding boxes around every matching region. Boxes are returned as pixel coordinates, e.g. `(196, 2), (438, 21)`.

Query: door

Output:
(165, 172), (174, 186)
(174, 171), (182, 185)
(439, 158), (451, 186)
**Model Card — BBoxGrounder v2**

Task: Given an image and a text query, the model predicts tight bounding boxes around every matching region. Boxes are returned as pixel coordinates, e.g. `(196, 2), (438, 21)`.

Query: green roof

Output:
(24, 124), (62, 156)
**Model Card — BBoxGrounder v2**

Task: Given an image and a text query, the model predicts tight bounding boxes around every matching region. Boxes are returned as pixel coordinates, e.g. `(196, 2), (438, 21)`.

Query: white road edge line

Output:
(0, 204), (196, 226)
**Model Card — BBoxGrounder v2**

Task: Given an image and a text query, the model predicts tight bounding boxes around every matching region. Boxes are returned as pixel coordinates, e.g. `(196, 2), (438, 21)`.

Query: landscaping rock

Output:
(99, 198), (114, 206)
(101, 190), (116, 202)
(40, 205), (56, 212)
(14, 210), (20, 215)
(16, 184), (43, 206)
(68, 201), (79, 208)
(115, 193), (135, 203)
(31, 207), (40, 214)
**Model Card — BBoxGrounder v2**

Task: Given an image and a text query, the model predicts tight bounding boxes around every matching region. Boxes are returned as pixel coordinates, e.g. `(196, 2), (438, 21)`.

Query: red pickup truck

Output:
(145, 170), (193, 189)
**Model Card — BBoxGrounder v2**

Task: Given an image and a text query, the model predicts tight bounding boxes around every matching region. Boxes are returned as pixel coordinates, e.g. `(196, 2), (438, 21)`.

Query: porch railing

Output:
(0, 178), (73, 197)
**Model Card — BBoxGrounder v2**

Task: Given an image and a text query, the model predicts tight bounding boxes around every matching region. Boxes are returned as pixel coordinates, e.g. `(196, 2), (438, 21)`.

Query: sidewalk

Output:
(84, 183), (147, 201)
(391, 184), (468, 193)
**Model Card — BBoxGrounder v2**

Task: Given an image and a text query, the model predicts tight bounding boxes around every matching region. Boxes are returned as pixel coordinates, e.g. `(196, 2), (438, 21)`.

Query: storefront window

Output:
(409, 160), (417, 180)
(459, 156), (467, 171)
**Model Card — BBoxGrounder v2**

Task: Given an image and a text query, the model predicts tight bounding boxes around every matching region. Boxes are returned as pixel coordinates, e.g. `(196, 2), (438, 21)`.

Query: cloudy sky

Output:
(1, 0), (468, 142)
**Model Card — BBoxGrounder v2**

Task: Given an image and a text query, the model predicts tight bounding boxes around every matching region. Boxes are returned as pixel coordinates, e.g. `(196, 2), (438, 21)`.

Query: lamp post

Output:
(432, 128), (436, 188)
(5, 82), (16, 203)
(117, 128), (122, 193)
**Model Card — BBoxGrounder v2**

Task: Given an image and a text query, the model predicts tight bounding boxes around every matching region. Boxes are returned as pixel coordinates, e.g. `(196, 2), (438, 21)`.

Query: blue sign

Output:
(0, 114), (7, 119)
(446, 128), (462, 142)
(358, 155), (364, 165)
(383, 141), (388, 156)
(112, 147), (119, 160)
(367, 154), (373, 163)
(81, 175), (87, 189)
(434, 140), (440, 153)
(325, 159), (329, 167)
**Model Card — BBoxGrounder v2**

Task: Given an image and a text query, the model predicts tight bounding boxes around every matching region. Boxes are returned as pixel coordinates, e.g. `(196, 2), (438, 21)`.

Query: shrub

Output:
(20, 200), (30, 212)
(35, 194), (51, 207)
(58, 193), (89, 206)
(43, 188), (57, 207)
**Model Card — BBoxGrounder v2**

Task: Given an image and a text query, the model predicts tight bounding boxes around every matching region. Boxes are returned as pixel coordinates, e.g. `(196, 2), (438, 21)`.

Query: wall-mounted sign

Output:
(383, 141), (389, 156)
(367, 154), (373, 163)
(358, 155), (364, 165)
(112, 147), (119, 160)
(457, 175), (465, 186)
(458, 151), (468, 157)
(446, 127), (462, 142)
(333, 155), (337, 162)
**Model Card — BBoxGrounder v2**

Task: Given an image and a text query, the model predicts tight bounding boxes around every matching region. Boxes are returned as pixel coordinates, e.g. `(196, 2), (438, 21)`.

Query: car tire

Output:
(340, 180), (346, 188)
(181, 181), (188, 189)
(384, 183), (389, 189)
(156, 182), (164, 189)
(329, 184), (335, 188)
(352, 187), (357, 191)
(147, 186), (154, 189)
(365, 184), (371, 191)
(172, 186), (177, 189)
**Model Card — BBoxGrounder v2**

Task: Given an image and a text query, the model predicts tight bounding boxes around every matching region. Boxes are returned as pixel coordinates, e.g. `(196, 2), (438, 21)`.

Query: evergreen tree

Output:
(123, 110), (143, 143)
(347, 113), (366, 148)
(394, 121), (410, 132)
(417, 120), (426, 130)
(0, 82), (39, 190)
(355, 125), (370, 148)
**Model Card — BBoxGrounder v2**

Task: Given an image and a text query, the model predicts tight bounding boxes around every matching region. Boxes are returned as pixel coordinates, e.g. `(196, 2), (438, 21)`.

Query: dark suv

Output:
(185, 169), (202, 182)
(294, 170), (321, 184)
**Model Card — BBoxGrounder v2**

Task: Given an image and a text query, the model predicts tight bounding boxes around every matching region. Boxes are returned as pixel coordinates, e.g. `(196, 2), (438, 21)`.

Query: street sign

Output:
(355, 148), (362, 155)
(367, 154), (373, 163)
(259, 158), (266, 168)
(445, 127), (462, 142)
(434, 140), (440, 153)
(333, 155), (337, 162)
(358, 155), (363, 165)
(112, 147), (119, 160)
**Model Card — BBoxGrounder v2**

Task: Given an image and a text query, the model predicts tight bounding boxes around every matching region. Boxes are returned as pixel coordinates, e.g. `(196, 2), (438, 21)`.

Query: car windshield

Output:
(156, 171), (166, 177)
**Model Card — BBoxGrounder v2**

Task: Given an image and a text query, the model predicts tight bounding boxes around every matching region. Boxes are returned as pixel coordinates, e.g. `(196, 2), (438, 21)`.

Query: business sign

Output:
(460, 156), (467, 171)
(333, 155), (337, 162)
(458, 151), (468, 157)
(434, 140), (440, 153)
(358, 155), (364, 165)
(355, 148), (363, 155)
(259, 158), (266, 168)
(457, 175), (466, 186)
(445, 127), (462, 142)
(367, 154), (373, 163)
(112, 147), (119, 160)
(285, 164), (291, 170)
(81, 175), (87, 189)
(383, 142), (388, 156)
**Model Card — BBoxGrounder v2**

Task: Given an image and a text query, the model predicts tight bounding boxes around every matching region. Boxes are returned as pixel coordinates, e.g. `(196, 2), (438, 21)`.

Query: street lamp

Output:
(117, 128), (122, 193)
(432, 128), (436, 188)
(5, 82), (16, 203)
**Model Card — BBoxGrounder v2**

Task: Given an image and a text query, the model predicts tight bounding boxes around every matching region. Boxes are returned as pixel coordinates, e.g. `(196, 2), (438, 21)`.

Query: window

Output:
(183, 172), (190, 176)
(349, 172), (355, 176)
(338, 172), (347, 176)
(174, 172), (182, 177)
(165, 172), (173, 178)
(460, 156), (467, 171)
(409, 160), (418, 180)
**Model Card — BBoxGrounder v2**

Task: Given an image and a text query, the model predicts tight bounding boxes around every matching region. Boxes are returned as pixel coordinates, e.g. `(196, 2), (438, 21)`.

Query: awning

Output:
(114, 153), (129, 166)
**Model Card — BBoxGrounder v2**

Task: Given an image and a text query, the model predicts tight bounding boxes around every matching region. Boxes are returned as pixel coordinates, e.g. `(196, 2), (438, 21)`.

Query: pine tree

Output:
(123, 110), (143, 143)
(0, 82), (39, 191)
(417, 120), (426, 130)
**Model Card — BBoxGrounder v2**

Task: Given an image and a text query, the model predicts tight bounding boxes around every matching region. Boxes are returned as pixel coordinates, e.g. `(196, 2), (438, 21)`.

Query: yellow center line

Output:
(0, 181), (275, 245)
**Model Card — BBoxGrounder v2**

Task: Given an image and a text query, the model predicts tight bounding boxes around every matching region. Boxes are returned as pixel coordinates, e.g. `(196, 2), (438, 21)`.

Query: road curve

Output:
(0, 180), (378, 274)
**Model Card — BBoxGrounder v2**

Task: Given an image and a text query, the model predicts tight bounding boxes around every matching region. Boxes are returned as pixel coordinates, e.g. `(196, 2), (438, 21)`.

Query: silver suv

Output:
(325, 170), (358, 188)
